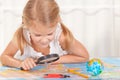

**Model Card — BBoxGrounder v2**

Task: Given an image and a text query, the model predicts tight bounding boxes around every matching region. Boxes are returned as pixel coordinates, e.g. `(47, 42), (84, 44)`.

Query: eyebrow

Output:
(31, 23), (58, 36)
(33, 30), (56, 36)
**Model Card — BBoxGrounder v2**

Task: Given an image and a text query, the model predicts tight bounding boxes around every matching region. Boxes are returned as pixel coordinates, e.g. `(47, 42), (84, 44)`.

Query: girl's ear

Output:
(22, 16), (24, 24)
(58, 16), (62, 23)
(22, 16), (26, 25)
(22, 22), (24, 24)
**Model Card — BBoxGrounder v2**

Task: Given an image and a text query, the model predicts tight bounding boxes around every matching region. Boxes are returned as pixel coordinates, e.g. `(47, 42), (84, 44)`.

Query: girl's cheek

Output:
(31, 36), (40, 42)
(48, 35), (55, 41)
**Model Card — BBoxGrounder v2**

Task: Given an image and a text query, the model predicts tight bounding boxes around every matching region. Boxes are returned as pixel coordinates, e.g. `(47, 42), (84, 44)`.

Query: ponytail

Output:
(13, 25), (28, 54)
(61, 23), (74, 50)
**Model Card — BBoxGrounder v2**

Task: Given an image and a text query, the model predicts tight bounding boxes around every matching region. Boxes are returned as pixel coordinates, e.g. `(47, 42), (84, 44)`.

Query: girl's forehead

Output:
(28, 23), (57, 34)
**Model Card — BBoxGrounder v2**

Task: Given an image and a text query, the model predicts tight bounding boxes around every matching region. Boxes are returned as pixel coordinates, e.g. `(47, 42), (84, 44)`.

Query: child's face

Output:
(28, 23), (57, 48)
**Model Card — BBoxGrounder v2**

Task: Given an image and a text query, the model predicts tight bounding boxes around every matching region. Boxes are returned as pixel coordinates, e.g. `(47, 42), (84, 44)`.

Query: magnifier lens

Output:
(36, 54), (59, 64)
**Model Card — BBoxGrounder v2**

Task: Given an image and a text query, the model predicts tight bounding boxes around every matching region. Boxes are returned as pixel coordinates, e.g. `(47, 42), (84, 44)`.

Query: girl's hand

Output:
(19, 58), (37, 70)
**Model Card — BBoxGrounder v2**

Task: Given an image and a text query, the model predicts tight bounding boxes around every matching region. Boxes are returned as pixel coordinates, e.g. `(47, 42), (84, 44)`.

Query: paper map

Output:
(0, 58), (120, 80)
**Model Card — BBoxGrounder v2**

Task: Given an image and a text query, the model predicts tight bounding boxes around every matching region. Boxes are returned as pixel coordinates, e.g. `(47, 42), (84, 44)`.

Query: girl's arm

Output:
(0, 40), (36, 70)
(53, 33), (89, 64)
(0, 40), (21, 67)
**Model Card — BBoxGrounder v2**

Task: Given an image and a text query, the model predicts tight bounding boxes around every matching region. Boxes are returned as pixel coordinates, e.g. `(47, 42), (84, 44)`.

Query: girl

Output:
(0, 0), (89, 70)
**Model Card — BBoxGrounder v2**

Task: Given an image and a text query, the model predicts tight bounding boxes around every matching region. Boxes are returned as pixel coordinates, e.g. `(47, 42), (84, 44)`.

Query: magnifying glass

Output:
(35, 53), (59, 64)
(21, 53), (59, 70)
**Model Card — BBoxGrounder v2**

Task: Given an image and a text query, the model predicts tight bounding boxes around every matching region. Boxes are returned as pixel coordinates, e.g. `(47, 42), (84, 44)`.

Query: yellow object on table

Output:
(67, 69), (89, 79)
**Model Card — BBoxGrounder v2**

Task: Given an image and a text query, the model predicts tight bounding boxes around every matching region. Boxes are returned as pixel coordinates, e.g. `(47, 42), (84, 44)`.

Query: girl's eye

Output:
(47, 33), (53, 36)
(35, 34), (42, 37)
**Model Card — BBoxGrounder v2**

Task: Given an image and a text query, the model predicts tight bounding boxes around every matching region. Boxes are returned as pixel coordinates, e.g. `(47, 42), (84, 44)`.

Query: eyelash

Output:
(47, 33), (53, 36)
(35, 35), (41, 37)
(34, 33), (53, 37)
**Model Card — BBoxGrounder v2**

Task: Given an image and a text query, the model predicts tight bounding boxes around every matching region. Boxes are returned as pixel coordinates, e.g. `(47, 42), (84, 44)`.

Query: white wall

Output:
(0, 0), (28, 55)
(0, 0), (120, 58)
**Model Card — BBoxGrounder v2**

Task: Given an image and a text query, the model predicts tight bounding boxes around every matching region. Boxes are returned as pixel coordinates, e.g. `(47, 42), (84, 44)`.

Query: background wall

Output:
(0, 0), (120, 58)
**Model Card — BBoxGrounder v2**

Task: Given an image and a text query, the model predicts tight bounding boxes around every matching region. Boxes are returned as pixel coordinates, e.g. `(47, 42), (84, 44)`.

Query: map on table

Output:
(0, 58), (120, 80)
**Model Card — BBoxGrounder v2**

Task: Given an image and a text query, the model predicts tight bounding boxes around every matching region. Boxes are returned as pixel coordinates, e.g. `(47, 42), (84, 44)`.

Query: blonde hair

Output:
(13, 0), (74, 54)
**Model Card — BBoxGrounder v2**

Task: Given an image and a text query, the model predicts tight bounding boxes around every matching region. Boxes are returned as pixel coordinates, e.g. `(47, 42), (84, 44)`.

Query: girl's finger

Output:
(30, 59), (37, 67)
(27, 59), (35, 69)
(24, 61), (30, 70)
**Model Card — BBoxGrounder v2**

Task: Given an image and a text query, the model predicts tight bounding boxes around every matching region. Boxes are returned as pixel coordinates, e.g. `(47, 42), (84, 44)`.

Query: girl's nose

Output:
(40, 37), (49, 44)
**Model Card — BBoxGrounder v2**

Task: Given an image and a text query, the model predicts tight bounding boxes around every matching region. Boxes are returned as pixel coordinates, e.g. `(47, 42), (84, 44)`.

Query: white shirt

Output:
(14, 23), (68, 60)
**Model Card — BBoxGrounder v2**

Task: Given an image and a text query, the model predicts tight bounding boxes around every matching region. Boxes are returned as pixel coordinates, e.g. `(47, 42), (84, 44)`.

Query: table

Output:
(0, 58), (120, 80)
